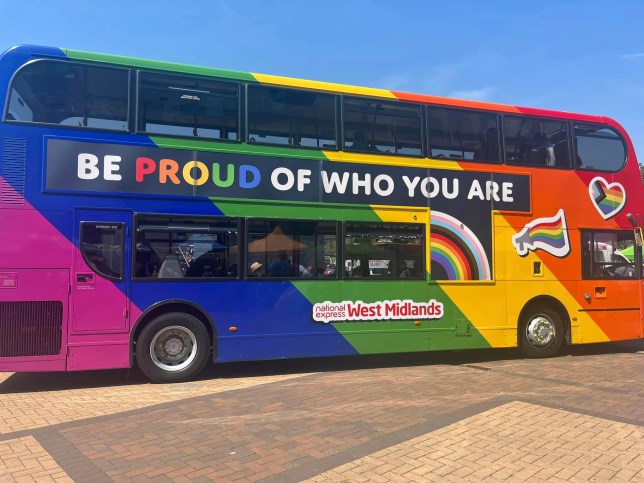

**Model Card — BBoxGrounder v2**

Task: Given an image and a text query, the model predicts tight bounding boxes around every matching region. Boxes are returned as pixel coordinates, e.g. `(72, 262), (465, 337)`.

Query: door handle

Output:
(77, 273), (94, 282)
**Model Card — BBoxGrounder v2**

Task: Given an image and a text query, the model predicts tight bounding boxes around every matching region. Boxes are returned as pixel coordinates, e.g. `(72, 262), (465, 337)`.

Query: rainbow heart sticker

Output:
(588, 177), (626, 220)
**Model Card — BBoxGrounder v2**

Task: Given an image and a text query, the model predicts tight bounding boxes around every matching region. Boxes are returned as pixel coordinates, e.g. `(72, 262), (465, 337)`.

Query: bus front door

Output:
(72, 210), (131, 335)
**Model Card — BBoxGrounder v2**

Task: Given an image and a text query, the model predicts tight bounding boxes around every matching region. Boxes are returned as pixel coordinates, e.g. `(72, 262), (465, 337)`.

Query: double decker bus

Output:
(0, 45), (642, 382)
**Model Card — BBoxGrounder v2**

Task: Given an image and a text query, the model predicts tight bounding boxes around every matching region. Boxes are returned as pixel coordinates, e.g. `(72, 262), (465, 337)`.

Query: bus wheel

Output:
(519, 308), (564, 358)
(136, 313), (210, 383)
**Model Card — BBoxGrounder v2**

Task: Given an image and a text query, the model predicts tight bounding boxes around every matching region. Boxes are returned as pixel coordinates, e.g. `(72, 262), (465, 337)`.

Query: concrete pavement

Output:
(0, 340), (642, 482)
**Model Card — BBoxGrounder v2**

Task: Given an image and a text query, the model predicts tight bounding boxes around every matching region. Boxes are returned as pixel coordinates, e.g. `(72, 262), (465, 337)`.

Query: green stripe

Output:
(63, 49), (257, 83)
(212, 199), (382, 221)
(150, 136), (327, 160)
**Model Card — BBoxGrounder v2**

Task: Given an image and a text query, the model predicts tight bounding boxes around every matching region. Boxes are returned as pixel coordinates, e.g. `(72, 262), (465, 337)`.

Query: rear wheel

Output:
(519, 308), (564, 358)
(136, 313), (210, 383)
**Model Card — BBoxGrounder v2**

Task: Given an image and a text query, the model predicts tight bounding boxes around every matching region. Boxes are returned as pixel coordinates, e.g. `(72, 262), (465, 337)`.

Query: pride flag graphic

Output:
(589, 177), (626, 220)
(512, 209), (570, 258)
(430, 211), (491, 280)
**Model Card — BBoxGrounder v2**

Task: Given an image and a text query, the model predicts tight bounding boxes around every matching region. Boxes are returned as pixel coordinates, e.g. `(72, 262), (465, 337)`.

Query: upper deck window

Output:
(574, 124), (626, 172)
(428, 108), (499, 162)
(504, 117), (570, 168)
(343, 98), (422, 156)
(138, 72), (239, 140)
(247, 86), (336, 148)
(6, 60), (128, 130)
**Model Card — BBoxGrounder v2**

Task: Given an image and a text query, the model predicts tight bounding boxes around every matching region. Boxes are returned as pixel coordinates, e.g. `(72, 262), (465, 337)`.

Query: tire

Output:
(136, 312), (210, 383)
(519, 308), (564, 358)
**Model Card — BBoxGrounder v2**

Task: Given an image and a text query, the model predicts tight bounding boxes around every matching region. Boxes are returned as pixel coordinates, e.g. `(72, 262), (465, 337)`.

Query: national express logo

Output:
(312, 299), (444, 323)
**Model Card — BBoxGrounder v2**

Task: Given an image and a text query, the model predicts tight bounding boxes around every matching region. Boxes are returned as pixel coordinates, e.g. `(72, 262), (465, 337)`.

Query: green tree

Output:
(641, 164), (644, 185)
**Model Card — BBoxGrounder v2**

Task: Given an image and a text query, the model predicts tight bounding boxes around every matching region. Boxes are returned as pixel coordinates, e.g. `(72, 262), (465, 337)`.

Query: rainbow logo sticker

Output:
(512, 209), (570, 258)
(589, 177), (626, 220)
(430, 211), (491, 280)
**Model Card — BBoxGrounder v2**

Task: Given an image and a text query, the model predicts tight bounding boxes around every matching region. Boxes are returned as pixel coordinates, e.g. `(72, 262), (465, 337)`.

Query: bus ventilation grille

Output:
(0, 301), (63, 357)
(1, 137), (27, 204)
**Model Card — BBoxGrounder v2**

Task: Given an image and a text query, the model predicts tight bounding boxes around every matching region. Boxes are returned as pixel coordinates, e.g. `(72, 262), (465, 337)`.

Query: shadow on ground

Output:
(1, 339), (641, 394)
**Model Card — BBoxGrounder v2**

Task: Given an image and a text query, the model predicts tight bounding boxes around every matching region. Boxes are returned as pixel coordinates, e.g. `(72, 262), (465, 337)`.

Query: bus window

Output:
(344, 222), (424, 279)
(343, 98), (422, 156)
(246, 219), (337, 279)
(581, 230), (636, 279)
(6, 60), (128, 130)
(134, 216), (239, 279)
(504, 117), (570, 168)
(247, 86), (336, 148)
(574, 124), (626, 172)
(80, 222), (124, 280)
(428, 108), (499, 163)
(138, 72), (239, 140)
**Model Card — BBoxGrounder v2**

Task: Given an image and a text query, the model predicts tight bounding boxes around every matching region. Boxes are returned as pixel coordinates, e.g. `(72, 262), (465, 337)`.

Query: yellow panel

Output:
(371, 206), (429, 224)
(252, 73), (397, 98)
(440, 282), (511, 348)
(497, 215), (609, 345)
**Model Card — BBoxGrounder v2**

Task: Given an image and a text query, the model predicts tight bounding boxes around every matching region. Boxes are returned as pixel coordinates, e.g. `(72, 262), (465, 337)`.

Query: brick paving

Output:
(0, 340), (642, 481)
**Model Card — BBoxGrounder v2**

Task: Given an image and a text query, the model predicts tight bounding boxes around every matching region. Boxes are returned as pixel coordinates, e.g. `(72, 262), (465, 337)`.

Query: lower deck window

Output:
(344, 222), (424, 279)
(80, 222), (124, 279)
(246, 219), (337, 278)
(135, 216), (239, 279)
(582, 230), (637, 279)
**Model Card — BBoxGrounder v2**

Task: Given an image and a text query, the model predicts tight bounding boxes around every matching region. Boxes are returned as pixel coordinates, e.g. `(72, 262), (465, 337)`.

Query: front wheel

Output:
(519, 308), (564, 358)
(136, 313), (210, 383)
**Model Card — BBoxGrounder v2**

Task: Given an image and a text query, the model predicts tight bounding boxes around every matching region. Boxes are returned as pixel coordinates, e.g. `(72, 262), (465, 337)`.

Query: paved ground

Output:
(0, 340), (642, 482)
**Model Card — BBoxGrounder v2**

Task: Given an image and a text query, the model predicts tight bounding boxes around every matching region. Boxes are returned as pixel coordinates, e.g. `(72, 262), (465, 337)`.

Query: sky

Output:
(2, 0), (644, 161)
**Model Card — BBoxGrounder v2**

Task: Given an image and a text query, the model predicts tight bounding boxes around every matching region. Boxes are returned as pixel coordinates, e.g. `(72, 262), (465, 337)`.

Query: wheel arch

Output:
(517, 295), (571, 347)
(130, 299), (217, 366)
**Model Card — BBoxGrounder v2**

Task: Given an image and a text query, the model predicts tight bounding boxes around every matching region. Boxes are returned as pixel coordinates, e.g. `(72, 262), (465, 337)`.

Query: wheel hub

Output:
(150, 326), (197, 371)
(162, 336), (184, 357)
(526, 316), (555, 347)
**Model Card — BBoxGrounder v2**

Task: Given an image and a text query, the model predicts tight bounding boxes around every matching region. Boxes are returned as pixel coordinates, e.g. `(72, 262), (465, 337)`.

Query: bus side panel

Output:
(0, 269), (69, 372)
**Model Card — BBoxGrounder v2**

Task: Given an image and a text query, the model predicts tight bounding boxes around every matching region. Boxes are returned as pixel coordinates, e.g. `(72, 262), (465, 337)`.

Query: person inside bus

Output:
(526, 132), (555, 166)
(268, 252), (291, 277)
(347, 130), (379, 153)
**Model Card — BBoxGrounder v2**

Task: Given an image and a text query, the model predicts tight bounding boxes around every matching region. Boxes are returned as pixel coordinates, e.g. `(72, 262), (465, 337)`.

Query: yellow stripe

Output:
(252, 73), (397, 98)
(322, 150), (465, 170)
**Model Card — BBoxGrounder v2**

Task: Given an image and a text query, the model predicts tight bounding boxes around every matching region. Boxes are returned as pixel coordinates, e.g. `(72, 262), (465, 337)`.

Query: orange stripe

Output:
(392, 91), (522, 113)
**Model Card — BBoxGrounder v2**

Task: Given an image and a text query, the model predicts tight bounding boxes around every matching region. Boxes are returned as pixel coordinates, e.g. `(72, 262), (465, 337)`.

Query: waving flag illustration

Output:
(512, 209), (570, 258)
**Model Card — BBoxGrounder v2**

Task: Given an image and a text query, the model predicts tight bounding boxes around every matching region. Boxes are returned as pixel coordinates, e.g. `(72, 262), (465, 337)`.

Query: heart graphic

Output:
(588, 177), (626, 220)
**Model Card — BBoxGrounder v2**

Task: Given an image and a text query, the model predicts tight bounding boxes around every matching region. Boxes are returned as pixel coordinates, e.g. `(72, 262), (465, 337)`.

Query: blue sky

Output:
(2, 0), (644, 160)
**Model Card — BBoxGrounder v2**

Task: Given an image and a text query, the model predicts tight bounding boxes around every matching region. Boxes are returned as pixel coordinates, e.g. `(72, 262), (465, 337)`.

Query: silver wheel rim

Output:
(149, 325), (198, 372)
(525, 315), (555, 348)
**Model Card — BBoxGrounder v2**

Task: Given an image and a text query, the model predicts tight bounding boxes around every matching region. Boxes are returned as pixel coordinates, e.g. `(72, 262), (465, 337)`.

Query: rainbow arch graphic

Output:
(430, 211), (491, 281)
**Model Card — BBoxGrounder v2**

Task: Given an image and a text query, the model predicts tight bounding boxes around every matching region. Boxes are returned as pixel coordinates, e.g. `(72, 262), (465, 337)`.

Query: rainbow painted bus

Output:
(0, 45), (642, 382)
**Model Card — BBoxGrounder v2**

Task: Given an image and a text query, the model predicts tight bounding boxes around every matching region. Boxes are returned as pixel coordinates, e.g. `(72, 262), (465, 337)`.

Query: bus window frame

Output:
(135, 69), (242, 143)
(3, 58), (132, 133)
(342, 96), (424, 158)
(79, 221), (126, 281)
(573, 123), (628, 173)
(244, 217), (340, 280)
(502, 114), (573, 170)
(342, 220), (426, 280)
(426, 105), (502, 165)
(246, 84), (339, 151)
(132, 213), (242, 282)
(581, 229), (639, 280)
